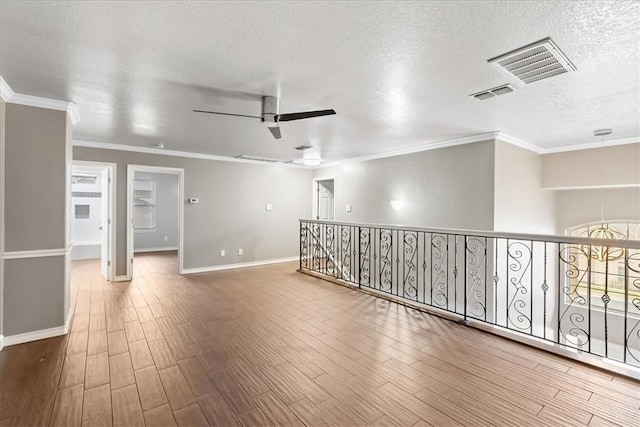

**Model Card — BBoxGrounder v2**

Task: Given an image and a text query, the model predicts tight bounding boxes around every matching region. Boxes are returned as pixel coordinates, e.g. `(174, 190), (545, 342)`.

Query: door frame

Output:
(127, 164), (185, 279)
(72, 160), (116, 281)
(312, 176), (336, 220)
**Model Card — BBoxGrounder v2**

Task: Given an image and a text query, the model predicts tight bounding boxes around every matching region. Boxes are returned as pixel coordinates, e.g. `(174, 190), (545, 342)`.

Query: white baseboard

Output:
(114, 275), (131, 282)
(1, 307), (74, 349)
(134, 247), (178, 253)
(0, 335), (4, 351)
(182, 256), (298, 274)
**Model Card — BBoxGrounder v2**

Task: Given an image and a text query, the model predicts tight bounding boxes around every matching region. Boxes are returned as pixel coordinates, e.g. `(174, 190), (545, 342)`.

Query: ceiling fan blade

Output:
(268, 126), (282, 139)
(193, 110), (261, 119)
(277, 109), (336, 122)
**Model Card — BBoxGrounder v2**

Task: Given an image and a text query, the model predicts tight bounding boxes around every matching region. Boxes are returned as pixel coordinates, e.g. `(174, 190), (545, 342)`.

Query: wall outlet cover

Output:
(220, 250), (225, 257)
(238, 248), (243, 255)
(265, 203), (273, 211)
(346, 204), (352, 212)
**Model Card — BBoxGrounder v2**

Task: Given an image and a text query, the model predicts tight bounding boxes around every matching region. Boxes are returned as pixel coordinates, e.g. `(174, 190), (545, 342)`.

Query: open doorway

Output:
(312, 177), (336, 220)
(70, 161), (115, 281)
(127, 165), (184, 279)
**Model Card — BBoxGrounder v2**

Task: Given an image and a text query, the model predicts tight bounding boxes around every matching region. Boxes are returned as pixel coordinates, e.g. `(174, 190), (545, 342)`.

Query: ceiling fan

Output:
(194, 96), (336, 139)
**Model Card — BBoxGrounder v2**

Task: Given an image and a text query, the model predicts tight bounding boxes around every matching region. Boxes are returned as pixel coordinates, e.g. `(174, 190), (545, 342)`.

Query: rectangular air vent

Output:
(488, 38), (576, 86)
(235, 155), (282, 163)
(470, 84), (515, 100)
(295, 145), (313, 150)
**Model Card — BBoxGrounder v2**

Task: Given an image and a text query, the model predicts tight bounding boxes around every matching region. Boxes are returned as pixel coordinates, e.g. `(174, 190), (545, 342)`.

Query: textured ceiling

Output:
(1, 1), (639, 162)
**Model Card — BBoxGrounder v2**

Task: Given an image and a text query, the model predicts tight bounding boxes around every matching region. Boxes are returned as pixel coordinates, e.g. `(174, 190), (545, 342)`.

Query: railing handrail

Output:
(299, 218), (640, 249)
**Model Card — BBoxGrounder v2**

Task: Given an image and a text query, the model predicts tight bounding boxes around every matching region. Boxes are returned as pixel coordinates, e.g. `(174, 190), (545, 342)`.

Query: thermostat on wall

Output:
(189, 198), (198, 204)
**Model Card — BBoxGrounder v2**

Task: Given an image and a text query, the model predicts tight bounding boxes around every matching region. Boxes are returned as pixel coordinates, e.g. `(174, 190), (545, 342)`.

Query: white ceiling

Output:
(1, 1), (639, 162)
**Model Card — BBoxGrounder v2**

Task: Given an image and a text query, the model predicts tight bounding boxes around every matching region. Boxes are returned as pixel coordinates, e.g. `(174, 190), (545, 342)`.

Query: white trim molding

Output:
(114, 275), (131, 282)
(1, 308), (73, 348)
(2, 245), (72, 260)
(0, 335), (3, 351)
(134, 247), (179, 253)
(74, 139), (311, 168)
(0, 76), (80, 125)
(182, 256), (299, 275)
(542, 136), (640, 154)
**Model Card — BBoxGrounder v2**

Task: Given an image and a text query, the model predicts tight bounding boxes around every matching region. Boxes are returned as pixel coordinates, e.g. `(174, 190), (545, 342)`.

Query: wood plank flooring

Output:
(1, 251), (638, 426)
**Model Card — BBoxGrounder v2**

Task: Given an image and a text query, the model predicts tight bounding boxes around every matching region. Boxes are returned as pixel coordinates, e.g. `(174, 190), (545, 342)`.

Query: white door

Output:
(318, 180), (335, 220)
(100, 168), (110, 280)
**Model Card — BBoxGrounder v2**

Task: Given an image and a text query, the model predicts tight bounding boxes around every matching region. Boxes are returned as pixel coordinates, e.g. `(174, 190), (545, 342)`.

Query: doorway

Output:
(71, 161), (116, 281)
(313, 177), (336, 220)
(127, 165), (184, 279)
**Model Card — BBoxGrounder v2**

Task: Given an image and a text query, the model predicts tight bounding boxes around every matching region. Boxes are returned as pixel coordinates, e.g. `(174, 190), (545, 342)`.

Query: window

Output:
(133, 180), (156, 230)
(75, 204), (90, 219)
(565, 222), (640, 312)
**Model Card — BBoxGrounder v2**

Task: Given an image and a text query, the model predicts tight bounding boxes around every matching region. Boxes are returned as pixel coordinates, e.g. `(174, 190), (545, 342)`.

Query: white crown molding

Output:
(73, 139), (311, 168)
(3, 245), (72, 260)
(0, 76), (80, 125)
(317, 132), (500, 169)
(0, 76), (15, 102)
(495, 132), (545, 154)
(541, 136), (640, 154)
(182, 256), (298, 274)
(1, 308), (73, 348)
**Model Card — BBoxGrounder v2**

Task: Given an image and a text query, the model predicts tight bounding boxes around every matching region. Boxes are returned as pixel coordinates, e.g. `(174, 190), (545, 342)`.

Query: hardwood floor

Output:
(1, 251), (638, 426)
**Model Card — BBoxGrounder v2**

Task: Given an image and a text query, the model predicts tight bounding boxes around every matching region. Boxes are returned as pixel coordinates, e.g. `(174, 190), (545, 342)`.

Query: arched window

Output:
(565, 221), (640, 312)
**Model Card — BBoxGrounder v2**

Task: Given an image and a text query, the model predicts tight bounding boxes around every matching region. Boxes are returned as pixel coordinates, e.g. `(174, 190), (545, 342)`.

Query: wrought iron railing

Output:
(299, 219), (640, 376)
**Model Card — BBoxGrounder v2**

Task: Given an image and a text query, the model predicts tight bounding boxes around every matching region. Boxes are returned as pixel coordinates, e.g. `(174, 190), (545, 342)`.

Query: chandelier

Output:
(580, 129), (626, 262)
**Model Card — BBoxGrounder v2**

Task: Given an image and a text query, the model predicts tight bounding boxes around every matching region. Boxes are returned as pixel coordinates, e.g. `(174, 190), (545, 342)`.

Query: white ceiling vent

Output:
(470, 84), (515, 100)
(488, 38), (576, 86)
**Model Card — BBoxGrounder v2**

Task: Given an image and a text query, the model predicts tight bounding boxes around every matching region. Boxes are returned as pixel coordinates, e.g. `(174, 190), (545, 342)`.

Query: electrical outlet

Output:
(164, 236), (168, 242)
(220, 250), (225, 257)
(346, 204), (352, 212)
(265, 203), (273, 211)
(238, 248), (243, 256)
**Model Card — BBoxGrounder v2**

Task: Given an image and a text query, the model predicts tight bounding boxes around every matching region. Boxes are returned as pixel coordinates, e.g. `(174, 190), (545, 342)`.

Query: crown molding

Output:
(541, 136), (640, 154)
(0, 76), (80, 125)
(0, 76), (15, 102)
(494, 132), (545, 154)
(317, 132), (500, 169)
(73, 139), (311, 168)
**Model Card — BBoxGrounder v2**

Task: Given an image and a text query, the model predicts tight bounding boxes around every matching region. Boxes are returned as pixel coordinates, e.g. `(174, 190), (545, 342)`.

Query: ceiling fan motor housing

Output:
(262, 96), (278, 126)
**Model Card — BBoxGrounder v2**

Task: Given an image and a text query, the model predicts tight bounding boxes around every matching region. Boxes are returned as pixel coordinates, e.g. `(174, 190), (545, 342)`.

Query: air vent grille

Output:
(235, 155), (282, 163)
(488, 38), (575, 86)
(295, 145), (313, 151)
(470, 84), (515, 101)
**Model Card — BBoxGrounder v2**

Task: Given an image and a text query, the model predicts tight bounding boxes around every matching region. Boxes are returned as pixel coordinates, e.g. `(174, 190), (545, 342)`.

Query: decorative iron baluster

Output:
(558, 245), (590, 349)
(340, 225), (351, 280)
(542, 243), (549, 340)
(466, 237), (487, 320)
(626, 251), (640, 364)
(507, 241), (533, 332)
(359, 227), (371, 287)
(312, 223), (321, 272)
(379, 229), (393, 292)
(431, 234), (448, 308)
(300, 222), (308, 269)
(493, 238), (500, 325)
(403, 231), (418, 299)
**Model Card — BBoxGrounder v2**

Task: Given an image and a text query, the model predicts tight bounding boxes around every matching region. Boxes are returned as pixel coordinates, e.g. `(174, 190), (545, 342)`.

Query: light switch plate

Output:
(265, 203), (273, 211)
(346, 204), (352, 212)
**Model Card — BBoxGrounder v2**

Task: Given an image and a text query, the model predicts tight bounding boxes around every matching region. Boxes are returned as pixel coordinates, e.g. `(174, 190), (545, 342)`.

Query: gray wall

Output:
(5, 105), (68, 251)
(3, 104), (71, 336)
(494, 141), (556, 234)
(313, 140), (496, 230)
(555, 187), (640, 234)
(542, 143), (640, 189)
(134, 171), (179, 251)
(73, 147), (313, 274)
